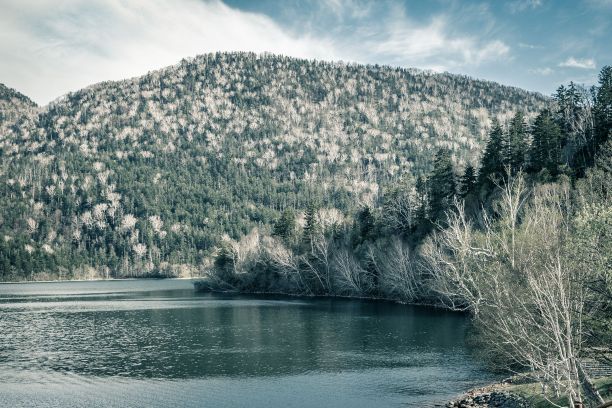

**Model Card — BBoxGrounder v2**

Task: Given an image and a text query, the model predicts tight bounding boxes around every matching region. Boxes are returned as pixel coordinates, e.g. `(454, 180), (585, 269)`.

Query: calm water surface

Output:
(0, 279), (496, 407)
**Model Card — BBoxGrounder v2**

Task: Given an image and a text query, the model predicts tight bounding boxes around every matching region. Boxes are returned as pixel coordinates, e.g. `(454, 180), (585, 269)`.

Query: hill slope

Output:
(0, 52), (548, 279)
(0, 83), (38, 144)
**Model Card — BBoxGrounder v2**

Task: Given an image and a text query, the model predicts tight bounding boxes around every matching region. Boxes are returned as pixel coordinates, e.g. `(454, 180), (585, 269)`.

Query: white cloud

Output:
(518, 42), (543, 49)
(371, 15), (509, 71)
(319, 0), (373, 20)
(0, 0), (339, 105)
(559, 57), (597, 69)
(528, 67), (554, 75)
(508, 0), (544, 13)
(585, 0), (612, 8)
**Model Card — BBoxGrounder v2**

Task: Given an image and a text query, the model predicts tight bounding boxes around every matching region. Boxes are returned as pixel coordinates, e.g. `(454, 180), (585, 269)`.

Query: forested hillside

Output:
(0, 84), (37, 141)
(0, 52), (548, 280)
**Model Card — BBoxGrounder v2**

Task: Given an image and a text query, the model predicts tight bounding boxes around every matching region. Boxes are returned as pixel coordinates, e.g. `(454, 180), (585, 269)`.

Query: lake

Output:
(0, 279), (496, 407)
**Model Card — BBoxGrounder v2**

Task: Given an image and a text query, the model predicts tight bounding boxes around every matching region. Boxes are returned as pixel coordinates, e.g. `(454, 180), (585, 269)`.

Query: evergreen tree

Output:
(554, 84), (568, 125)
(214, 242), (235, 275)
(428, 148), (456, 225)
(478, 121), (505, 186)
(273, 208), (296, 243)
(356, 206), (376, 243)
(412, 175), (431, 239)
(554, 81), (594, 170)
(529, 109), (562, 176)
(555, 82), (582, 140)
(459, 164), (477, 199)
(594, 66), (612, 151)
(506, 112), (527, 173)
(302, 202), (320, 250)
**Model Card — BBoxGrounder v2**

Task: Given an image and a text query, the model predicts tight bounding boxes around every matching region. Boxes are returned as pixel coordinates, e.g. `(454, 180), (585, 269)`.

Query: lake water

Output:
(0, 279), (496, 407)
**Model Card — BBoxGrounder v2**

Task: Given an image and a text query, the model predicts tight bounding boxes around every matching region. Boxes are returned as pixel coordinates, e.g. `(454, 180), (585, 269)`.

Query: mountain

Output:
(0, 84), (38, 142)
(0, 52), (549, 280)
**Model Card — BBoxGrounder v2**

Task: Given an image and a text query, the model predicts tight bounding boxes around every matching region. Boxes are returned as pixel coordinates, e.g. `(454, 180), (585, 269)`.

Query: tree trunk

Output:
(577, 361), (605, 406)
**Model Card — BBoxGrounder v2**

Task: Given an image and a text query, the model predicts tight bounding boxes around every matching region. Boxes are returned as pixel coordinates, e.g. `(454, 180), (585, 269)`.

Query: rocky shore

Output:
(446, 383), (529, 408)
(446, 392), (528, 408)
(446, 368), (612, 407)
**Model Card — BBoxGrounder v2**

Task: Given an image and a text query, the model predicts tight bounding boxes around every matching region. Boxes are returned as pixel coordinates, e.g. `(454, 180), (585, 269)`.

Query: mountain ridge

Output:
(10, 52), (549, 108)
(0, 51), (549, 279)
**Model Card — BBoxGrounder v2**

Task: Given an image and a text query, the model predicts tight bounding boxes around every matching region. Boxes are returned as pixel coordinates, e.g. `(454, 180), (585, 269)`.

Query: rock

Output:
(447, 390), (528, 408)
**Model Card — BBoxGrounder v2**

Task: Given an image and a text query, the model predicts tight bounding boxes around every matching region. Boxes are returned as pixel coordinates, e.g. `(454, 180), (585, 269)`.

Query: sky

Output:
(0, 0), (610, 105)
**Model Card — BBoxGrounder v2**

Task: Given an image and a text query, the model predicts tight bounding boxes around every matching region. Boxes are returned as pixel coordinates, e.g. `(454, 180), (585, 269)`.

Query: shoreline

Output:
(447, 376), (612, 407)
(0, 276), (199, 284)
(445, 380), (528, 408)
(192, 280), (462, 312)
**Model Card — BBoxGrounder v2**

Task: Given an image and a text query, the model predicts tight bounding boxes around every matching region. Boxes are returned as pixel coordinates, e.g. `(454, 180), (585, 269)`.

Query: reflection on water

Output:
(0, 280), (496, 407)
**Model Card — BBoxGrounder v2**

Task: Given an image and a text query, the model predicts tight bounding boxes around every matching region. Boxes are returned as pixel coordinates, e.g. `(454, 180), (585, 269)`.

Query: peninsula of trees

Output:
(206, 66), (611, 407)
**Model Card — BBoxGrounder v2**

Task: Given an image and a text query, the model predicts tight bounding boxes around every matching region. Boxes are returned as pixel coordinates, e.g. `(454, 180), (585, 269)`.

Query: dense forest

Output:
(0, 52), (548, 280)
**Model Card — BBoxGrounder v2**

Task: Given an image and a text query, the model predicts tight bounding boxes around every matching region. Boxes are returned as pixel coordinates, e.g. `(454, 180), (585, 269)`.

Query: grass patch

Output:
(504, 376), (612, 407)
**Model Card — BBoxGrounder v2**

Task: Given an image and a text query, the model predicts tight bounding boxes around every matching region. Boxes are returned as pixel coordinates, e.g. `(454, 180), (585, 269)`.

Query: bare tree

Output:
(381, 184), (418, 234)
(422, 173), (604, 406)
(262, 236), (308, 293)
(302, 231), (335, 294)
(333, 248), (373, 296)
(421, 198), (493, 313)
(369, 236), (421, 302)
